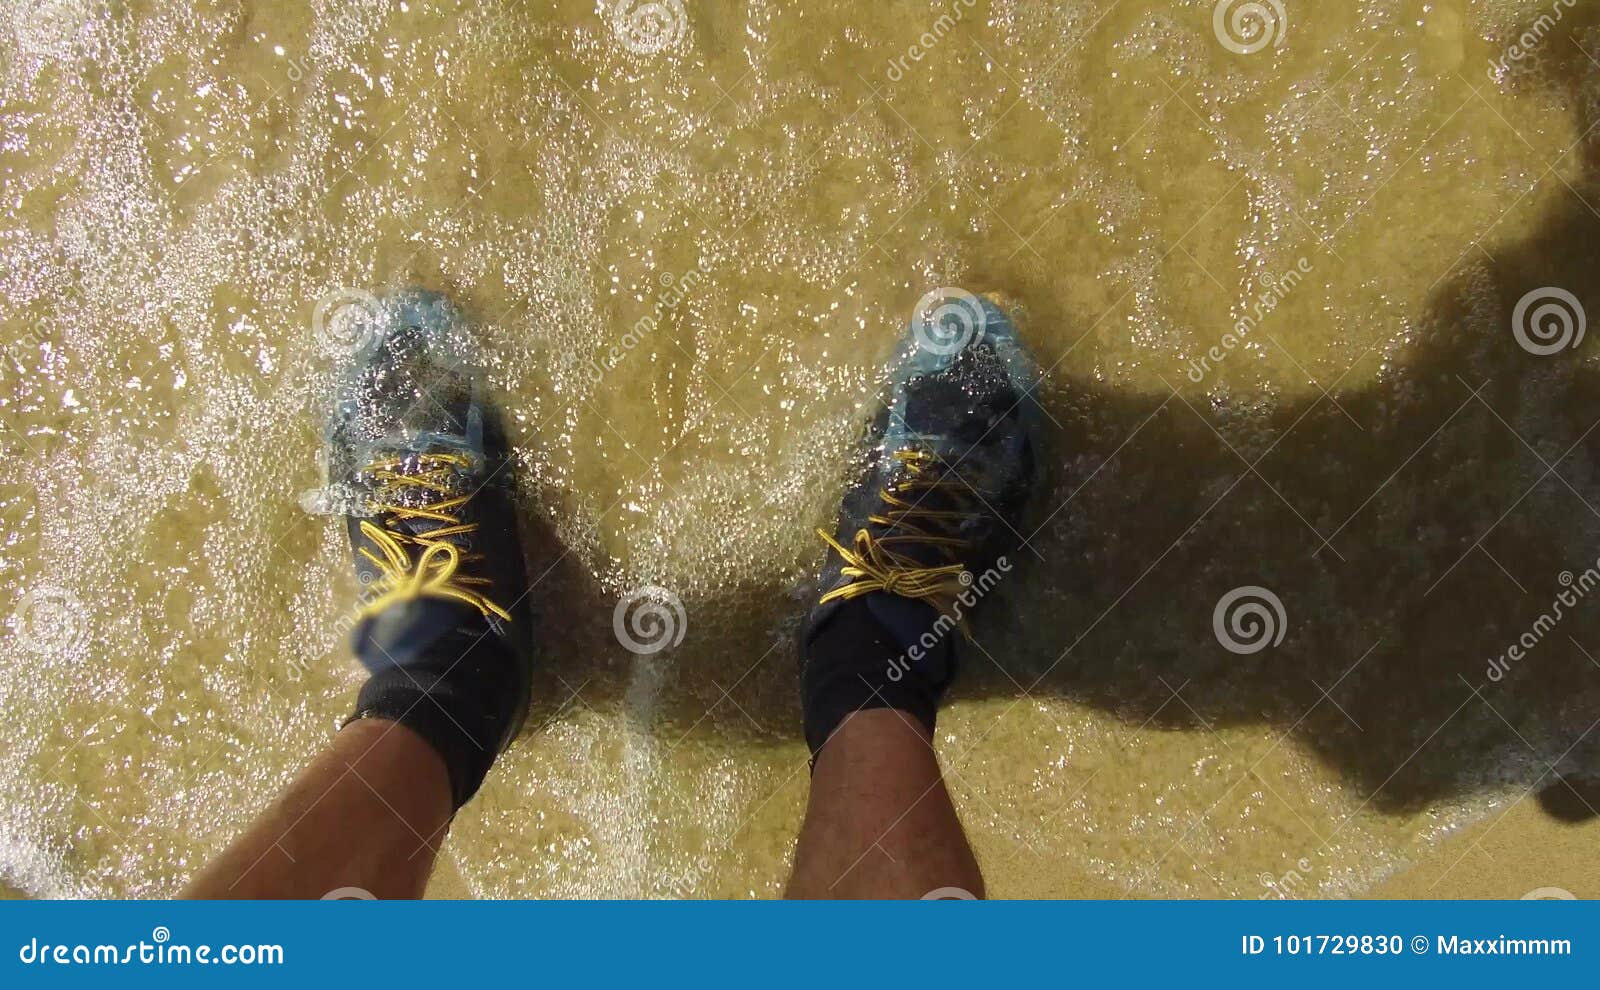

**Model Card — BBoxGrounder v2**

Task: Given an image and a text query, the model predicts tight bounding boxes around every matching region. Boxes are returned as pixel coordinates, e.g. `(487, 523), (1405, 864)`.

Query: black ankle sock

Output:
(348, 599), (522, 810)
(801, 594), (956, 759)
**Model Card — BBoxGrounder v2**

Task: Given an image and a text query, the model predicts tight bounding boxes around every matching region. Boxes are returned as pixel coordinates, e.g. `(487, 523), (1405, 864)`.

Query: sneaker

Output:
(322, 287), (534, 806)
(800, 290), (1041, 753)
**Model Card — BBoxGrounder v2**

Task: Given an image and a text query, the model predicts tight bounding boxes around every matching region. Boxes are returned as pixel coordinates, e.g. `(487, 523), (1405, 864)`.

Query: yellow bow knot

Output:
(354, 452), (512, 623)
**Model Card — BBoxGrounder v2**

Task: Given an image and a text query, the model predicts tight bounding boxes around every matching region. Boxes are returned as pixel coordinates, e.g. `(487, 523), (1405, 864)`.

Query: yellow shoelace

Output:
(356, 451), (513, 623)
(817, 448), (979, 630)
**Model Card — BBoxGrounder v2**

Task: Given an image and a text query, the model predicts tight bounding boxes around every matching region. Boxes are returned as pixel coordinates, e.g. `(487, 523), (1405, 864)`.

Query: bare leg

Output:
(184, 288), (538, 899)
(786, 710), (983, 899)
(183, 719), (452, 900)
(789, 292), (1036, 898)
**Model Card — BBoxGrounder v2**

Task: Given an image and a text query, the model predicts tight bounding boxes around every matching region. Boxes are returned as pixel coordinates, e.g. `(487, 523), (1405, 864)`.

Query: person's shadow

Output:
(518, 17), (1600, 821)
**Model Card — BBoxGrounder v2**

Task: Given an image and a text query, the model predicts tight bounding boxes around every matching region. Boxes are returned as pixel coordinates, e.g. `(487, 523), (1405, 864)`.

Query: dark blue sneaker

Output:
(320, 287), (535, 808)
(800, 290), (1042, 755)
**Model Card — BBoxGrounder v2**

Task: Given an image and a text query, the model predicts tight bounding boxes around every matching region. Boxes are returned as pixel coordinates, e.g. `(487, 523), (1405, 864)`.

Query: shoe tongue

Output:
(370, 440), (479, 472)
(865, 592), (949, 652)
(870, 441), (973, 568)
(360, 451), (478, 539)
(869, 485), (961, 575)
(900, 347), (1015, 451)
(349, 348), (477, 448)
(803, 592), (952, 663)
(357, 597), (492, 669)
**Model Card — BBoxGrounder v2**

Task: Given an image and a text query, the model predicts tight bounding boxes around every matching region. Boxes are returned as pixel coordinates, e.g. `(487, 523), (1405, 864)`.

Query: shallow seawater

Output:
(3, 0), (1600, 899)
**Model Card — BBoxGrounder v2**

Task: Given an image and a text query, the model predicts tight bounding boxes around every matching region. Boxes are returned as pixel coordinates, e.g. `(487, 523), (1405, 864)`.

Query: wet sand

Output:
(4, 1), (1600, 899)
